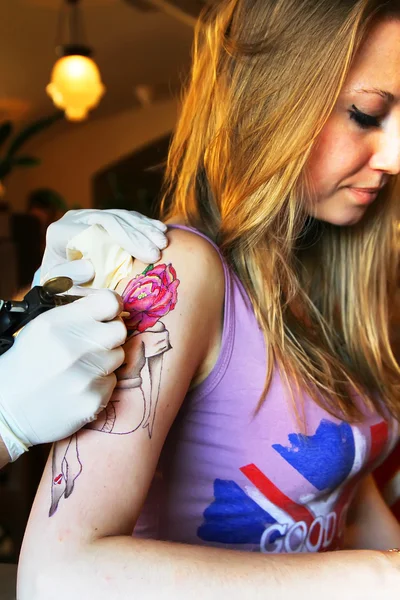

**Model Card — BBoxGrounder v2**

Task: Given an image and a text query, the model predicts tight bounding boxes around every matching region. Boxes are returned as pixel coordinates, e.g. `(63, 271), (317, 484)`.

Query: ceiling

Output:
(0, 0), (212, 124)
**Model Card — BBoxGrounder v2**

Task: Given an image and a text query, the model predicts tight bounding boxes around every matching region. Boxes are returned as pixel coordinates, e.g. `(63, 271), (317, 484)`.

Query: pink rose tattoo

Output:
(122, 263), (180, 332)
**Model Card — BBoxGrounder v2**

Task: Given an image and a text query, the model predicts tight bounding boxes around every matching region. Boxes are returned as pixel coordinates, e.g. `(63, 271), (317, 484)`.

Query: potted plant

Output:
(0, 111), (63, 197)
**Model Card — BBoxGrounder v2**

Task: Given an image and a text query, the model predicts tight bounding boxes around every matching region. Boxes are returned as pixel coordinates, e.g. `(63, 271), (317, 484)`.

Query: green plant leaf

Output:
(12, 155), (41, 167)
(6, 111), (63, 158)
(0, 122), (13, 150)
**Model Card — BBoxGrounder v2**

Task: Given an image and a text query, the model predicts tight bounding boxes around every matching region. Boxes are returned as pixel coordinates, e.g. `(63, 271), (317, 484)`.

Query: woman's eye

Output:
(348, 104), (380, 129)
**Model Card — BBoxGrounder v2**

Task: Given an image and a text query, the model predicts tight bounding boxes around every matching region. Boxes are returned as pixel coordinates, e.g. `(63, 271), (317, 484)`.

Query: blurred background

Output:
(0, 0), (213, 296)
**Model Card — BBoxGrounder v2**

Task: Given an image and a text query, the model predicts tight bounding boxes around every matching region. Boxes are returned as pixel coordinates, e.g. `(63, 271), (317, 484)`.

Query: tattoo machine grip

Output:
(0, 277), (82, 355)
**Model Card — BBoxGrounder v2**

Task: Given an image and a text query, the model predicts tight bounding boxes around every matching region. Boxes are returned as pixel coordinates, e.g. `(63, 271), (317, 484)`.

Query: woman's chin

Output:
(312, 206), (367, 227)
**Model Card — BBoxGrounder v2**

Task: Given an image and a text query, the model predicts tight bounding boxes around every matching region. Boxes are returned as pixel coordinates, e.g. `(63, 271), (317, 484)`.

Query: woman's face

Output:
(307, 18), (400, 226)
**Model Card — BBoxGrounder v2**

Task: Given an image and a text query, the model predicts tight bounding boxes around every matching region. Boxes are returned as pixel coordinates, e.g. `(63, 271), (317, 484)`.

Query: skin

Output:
(307, 19), (400, 226)
(0, 438), (9, 470)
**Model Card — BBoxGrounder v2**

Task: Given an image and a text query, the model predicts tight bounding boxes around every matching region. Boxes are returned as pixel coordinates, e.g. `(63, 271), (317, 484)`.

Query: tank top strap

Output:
(168, 224), (236, 400)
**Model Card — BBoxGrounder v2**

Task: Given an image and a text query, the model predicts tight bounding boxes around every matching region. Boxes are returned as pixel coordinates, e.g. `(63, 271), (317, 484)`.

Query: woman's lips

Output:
(348, 187), (380, 205)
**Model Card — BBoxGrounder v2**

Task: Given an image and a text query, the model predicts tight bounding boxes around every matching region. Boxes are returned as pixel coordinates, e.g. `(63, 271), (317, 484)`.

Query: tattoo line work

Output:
(49, 263), (180, 516)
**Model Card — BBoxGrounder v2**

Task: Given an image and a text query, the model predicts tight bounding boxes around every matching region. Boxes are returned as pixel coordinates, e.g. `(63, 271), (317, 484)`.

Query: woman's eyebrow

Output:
(351, 87), (395, 102)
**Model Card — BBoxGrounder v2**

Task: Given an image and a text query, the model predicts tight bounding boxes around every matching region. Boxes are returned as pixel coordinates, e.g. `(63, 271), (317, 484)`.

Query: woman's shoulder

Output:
(166, 224), (224, 274)
(117, 223), (225, 317)
(116, 223), (226, 387)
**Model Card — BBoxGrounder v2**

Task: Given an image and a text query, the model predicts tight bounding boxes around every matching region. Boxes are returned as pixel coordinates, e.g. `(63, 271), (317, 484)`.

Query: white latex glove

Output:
(41, 209), (168, 284)
(0, 289), (127, 461)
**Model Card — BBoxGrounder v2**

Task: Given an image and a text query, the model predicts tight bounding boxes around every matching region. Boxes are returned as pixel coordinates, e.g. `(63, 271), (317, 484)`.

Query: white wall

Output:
(6, 99), (178, 212)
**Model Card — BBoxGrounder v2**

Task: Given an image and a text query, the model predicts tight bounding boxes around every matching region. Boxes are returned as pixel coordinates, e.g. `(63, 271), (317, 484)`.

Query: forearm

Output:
(0, 433), (10, 469)
(345, 510), (400, 550)
(345, 475), (400, 550)
(19, 536), (399, 600)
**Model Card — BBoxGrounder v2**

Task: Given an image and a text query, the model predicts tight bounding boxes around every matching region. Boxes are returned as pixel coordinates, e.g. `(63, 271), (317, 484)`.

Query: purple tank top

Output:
(134, 225), (398, 553)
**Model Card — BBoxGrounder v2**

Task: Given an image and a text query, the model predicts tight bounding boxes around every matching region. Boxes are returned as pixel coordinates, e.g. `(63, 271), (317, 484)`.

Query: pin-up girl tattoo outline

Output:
(49, 263), (180, 516)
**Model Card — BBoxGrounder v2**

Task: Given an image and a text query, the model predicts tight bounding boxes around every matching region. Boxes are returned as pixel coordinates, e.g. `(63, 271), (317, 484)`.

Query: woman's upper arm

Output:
(345, 474), (400, 549)
(22, 228), (225, 551)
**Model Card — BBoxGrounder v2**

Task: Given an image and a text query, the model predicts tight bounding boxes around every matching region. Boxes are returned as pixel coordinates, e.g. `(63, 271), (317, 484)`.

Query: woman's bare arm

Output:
(18, 229), (400, 600)
(345, 474), (400, 550)
(0, 435), (10, 469)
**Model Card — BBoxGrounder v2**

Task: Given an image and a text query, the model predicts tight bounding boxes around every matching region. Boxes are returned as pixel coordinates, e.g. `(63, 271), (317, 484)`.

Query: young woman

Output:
(18, 1), (400, 598)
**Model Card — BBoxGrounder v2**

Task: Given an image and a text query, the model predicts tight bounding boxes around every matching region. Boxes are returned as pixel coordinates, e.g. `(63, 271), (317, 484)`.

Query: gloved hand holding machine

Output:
(0, 209), (168, 468)
(0, 276), (82, 356)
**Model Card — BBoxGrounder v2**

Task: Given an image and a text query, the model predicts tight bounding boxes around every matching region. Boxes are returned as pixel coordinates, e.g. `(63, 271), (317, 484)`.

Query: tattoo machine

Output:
(0, 277), (82, 356)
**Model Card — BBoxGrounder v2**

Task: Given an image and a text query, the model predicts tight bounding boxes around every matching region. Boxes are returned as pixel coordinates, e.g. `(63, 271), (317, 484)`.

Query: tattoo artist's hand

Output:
(0, 290), (126, 461)
(41, 209), (168, 284)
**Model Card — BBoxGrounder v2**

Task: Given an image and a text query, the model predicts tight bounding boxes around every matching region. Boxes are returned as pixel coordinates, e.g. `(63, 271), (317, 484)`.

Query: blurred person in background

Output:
(26, 188), (67, 254)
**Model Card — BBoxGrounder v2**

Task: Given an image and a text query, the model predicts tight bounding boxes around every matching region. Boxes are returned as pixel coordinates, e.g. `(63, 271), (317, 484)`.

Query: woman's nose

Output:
(369, 128), (400, 175)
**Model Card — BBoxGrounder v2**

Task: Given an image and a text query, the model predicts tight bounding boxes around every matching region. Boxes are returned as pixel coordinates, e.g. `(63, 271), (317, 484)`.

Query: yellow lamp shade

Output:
(46, 54), (105, 121)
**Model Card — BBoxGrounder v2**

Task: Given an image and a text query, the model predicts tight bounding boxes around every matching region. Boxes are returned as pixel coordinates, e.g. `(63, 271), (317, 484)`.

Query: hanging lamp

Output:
(46, 0), (105, 122)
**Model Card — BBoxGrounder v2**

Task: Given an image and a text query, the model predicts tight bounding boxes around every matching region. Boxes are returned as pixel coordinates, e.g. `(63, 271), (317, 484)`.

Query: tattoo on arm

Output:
(49, 263), (180, 516)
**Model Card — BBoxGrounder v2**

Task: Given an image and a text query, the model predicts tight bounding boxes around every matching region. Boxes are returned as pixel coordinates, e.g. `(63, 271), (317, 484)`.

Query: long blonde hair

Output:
(161, 0), (400, 422)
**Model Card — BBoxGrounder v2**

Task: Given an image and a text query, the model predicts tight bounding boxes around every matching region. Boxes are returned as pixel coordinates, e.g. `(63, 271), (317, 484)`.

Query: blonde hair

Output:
(161, 0), (400, 422)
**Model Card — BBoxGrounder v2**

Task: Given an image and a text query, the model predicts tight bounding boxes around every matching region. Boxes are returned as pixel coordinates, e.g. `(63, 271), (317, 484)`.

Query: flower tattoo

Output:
(122, 263), (180, 332)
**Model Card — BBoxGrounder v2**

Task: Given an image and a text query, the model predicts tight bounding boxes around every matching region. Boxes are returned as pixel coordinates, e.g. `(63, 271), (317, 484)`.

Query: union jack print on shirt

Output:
(198, 418), (393, 553)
